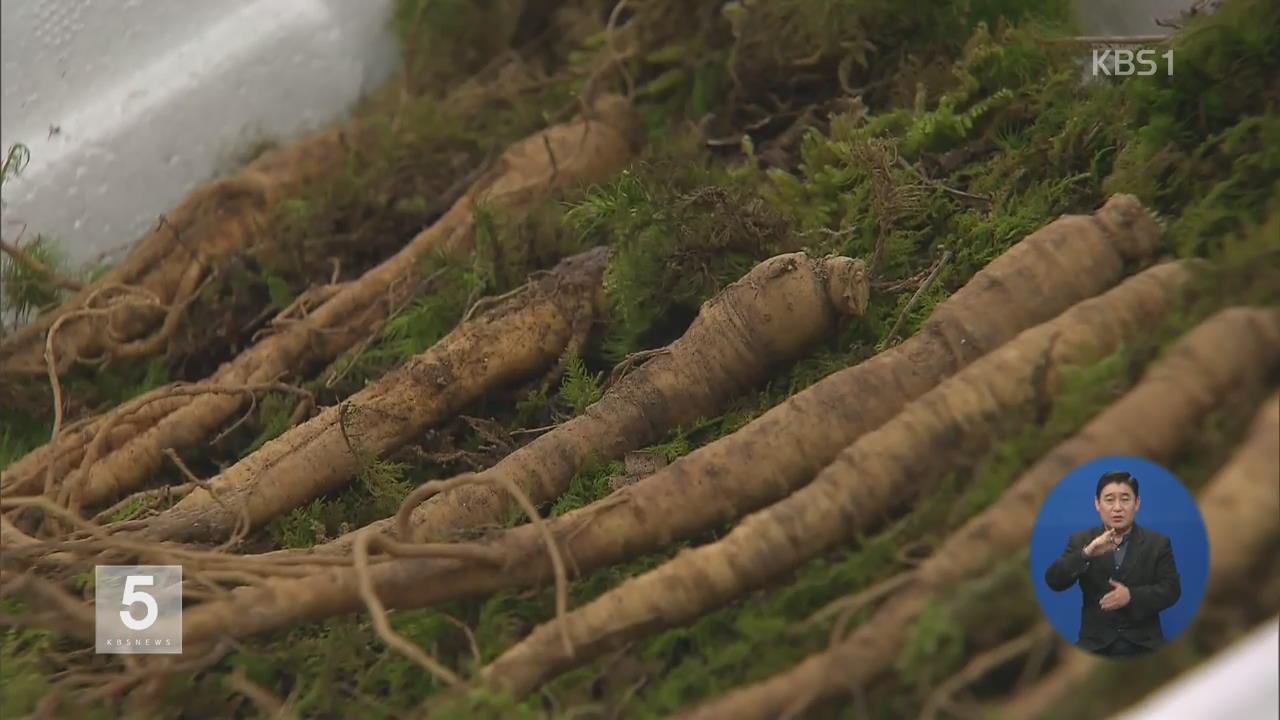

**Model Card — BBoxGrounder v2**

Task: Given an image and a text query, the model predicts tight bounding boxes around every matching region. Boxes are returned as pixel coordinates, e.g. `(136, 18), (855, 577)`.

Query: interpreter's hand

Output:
(1083, 528), (1118, 558)
(1100, 579), (1131, 611)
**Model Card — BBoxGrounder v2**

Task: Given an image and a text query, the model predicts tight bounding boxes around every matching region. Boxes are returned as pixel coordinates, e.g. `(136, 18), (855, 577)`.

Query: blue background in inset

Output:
(1029, 454), (1210, 647)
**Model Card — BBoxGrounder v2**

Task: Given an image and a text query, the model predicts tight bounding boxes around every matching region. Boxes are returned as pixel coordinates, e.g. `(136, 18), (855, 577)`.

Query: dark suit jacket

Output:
(1044, 523), (1181, 652)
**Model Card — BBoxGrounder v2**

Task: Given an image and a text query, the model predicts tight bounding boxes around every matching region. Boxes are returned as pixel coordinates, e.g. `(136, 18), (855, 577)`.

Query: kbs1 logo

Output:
(1091, 47), (1174, 77)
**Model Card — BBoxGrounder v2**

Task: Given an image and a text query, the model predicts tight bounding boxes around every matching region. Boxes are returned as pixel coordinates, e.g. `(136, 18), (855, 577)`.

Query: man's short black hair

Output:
(1096, 470), (1139, 499)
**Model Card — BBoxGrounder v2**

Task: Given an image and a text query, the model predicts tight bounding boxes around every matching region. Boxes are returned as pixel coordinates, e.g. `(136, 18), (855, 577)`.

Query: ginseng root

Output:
(478, 260), (1195, 698)
(308, 250), (870, 556)
(0, 95), (639, 520)
(123, 247), (613, 544)
(670, 306), (1280, 720)
(174, 194), (1163, 648)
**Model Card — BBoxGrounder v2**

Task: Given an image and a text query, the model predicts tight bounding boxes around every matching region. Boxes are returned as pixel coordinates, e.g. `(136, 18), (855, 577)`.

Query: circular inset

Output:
(1030, 454), (1209, 658)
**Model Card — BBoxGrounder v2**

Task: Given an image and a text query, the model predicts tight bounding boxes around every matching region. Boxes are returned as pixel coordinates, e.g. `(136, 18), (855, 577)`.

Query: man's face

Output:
(1095, 481), (1140, 532)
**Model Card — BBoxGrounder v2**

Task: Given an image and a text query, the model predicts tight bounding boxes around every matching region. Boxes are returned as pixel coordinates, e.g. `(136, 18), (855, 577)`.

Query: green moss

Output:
(566, 150), (794, 362)
(550, 453), (619, 517)
(242, 391), (297, 456)
(897, 600), (969, 692)
(721, 0), (1071, 113)
(333, 259), (483, 395)
(260, 456), (416, 548)
(0, 233), (72, 324)
(513, 384), (551, 429)
(268, 498), (333, 549)
(228, 610), (472, 719)
(1102, 0), (1280, 255)
(549, 423), (700, 518)
(650, 427), (695, 463)
(357, 458), (414, 513)
(422, 686), (545, 720)
(107, 494), (151, 523)
(0, 353), (172, 462)
(557, 352), (604, 416)
(392, 0), (526, 94)
(0, 620), (51, 717)
(0, 409), (49, 473)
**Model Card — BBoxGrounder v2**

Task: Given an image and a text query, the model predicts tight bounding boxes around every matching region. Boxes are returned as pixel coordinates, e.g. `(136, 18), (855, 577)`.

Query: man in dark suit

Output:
(1044, 470), (1182, 657)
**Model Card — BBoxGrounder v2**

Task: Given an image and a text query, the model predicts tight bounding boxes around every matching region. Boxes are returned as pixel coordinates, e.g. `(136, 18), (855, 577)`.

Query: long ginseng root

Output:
(479, 261), (1195, 697)
(175, 194), (1162, 647)
(123, 247), (612, 544)
(671, 306), (1280, 720)
(306, 251), (870, 556)
(0, 95), (639, 517)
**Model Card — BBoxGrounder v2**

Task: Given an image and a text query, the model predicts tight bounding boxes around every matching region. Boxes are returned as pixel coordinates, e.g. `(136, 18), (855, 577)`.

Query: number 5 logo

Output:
(95, 565), (181, 654)
(119, 574), (159, 630)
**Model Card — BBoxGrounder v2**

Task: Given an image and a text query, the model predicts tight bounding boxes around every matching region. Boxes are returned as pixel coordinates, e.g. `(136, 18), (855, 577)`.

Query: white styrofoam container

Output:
(1113, 617), (1280, 720)
(1, 0), (399, 274)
